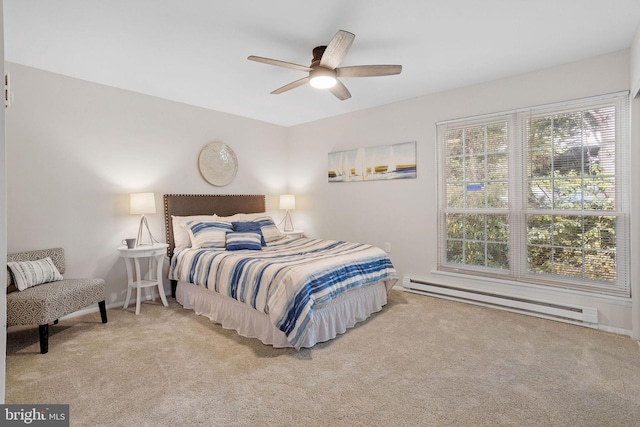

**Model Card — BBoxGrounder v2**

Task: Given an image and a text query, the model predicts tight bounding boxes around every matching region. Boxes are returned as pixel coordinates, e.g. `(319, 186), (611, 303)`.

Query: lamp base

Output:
(136, 214), (158, 246)
(283, 210), (294, 232)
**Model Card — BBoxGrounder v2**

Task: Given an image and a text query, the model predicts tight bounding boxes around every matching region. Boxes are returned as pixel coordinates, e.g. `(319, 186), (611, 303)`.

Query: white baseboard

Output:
(60, 290), (172, 320)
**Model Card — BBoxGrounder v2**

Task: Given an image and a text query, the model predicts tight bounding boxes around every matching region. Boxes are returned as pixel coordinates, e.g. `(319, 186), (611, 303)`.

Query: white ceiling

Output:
(4, 0), (640, 127)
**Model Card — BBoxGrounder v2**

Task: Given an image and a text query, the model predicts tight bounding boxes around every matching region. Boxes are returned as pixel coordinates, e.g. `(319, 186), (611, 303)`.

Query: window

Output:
(437, 93), (629, 296)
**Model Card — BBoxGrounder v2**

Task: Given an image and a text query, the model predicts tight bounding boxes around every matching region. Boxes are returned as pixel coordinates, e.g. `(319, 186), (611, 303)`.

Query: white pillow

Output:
(7, 257), (63, 291)
(237, 212), (268, 221)
(214, 212), (267, 222)
(213, 213), (242, 222)
(172, 215), (216, 249)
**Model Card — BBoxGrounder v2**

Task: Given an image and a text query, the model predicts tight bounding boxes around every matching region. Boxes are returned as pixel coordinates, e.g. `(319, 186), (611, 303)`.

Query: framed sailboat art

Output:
(328, 141), (416, 183)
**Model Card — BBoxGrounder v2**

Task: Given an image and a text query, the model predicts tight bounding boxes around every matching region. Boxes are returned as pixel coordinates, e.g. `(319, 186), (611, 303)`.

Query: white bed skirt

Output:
(176, 281), (389, 348)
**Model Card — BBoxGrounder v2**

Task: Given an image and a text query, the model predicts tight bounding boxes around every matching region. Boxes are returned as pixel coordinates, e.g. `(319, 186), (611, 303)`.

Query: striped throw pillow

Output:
(254, 217), (285, 244)
(172, 215), (216, 249)
(226, 232), (262, 251)
(185, 220), (233, 249)
(260, 224), (285, 243)
(7, 257), (63, 291)
(231, 221), (265, 245)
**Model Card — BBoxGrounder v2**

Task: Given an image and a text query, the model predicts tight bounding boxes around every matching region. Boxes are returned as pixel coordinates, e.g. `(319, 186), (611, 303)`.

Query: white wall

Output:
(1, 0), (7, 403)
(287, 50), (635, 334)
(631, 24), (640, 97)
(632, 94), (640, 340)
(5, 62), (288, 305)
(630, 24), (640, 340)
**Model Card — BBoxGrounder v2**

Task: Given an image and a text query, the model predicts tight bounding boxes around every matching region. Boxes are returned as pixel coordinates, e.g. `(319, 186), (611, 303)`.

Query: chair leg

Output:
(37, 302), (105, 354)
(39, 324), (49, 354)
(99, 300), (107, 323)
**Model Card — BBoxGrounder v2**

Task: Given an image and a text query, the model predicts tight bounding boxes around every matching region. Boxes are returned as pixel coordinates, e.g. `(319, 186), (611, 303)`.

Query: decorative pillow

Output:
(185, 220), (233, 249)
(254, 216), (286, 244)
(232, 221), (266, 246)
(172, 215), (216, 249)
(226, 232), (262, 251)
(7, 257), (63, 291)
(261, 225), (285, 244)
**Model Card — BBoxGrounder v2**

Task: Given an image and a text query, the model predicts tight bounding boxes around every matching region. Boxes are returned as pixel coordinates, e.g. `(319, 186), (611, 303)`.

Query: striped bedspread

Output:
(168, 237), (398, 348)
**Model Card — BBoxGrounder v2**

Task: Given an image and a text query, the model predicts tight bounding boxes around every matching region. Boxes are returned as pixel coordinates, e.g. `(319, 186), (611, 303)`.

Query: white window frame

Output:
(437, 92), (630, 297)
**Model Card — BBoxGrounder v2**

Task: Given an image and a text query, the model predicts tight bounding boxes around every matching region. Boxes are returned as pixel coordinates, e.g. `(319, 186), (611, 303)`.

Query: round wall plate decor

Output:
(198, 141), (238, 186)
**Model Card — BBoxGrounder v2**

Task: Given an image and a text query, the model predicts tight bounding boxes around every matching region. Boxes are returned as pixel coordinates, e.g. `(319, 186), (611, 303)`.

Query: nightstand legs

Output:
(122, 253), (168, 315)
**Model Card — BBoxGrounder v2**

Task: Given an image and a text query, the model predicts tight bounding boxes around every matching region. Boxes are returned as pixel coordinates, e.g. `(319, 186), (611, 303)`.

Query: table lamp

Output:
(280, 194), (295, 232)
(130, 192), (158, 246)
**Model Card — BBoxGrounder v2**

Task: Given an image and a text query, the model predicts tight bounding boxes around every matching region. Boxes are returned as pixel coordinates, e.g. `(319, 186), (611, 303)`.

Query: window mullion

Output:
(511, 112), (525, 280)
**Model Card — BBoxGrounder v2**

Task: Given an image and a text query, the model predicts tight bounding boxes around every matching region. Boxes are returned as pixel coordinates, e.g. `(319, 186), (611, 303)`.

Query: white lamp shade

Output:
(130, 192), (156, 215)
(279, 194), (296, 210)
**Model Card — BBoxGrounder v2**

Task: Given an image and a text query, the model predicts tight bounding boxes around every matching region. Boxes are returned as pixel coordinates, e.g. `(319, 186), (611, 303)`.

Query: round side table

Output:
(117, 243), (169, 315)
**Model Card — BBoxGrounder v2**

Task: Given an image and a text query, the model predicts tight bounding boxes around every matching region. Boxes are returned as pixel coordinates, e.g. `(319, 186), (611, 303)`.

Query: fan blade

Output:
(329, 79), (351, 101)
(248, 55), (311, 72)
(271, 76), (310, 94)
(320, 30), (355, 69)
(336, 65), (402, 77)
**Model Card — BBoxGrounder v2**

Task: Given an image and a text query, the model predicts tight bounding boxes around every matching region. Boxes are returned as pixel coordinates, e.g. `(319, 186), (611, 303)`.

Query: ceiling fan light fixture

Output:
(309, 68), (337, 89)
(310, 76), (336, 89)
(248, 30), (401, 100)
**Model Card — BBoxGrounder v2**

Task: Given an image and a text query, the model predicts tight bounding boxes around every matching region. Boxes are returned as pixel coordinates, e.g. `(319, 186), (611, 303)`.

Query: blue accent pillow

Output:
(226, 232), (262, 251)
(232, 221), (266, 246)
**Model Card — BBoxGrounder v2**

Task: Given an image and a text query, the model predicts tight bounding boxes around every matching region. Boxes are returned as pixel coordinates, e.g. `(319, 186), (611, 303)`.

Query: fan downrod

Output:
(312, 46), (327, 63)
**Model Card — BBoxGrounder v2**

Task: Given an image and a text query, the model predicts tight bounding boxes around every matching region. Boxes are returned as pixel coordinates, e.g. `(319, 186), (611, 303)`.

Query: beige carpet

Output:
(6, 289), (640, 426)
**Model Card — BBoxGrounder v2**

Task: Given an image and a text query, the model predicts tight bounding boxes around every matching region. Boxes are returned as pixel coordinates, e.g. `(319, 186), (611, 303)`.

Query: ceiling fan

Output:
(247, 30), (402, 100)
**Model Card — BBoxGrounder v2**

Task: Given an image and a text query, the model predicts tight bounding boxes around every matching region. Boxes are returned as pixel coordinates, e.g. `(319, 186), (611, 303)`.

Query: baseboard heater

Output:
(402, 276), (598, 327)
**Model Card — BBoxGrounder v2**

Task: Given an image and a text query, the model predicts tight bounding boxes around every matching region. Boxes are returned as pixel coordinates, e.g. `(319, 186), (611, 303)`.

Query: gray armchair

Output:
(6, 247), (107, 354)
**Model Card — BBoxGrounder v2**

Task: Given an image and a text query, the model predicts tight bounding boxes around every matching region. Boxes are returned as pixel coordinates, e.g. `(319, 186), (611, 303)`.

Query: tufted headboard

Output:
(163, 194), (266, 259)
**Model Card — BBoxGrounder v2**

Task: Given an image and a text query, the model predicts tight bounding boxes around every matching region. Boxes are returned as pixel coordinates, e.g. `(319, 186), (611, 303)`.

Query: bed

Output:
(164, 194), (398, 349)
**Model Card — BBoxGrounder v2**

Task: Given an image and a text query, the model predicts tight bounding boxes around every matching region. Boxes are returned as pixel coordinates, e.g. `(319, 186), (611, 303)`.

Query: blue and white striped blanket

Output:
(168, 237), (398, 348)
